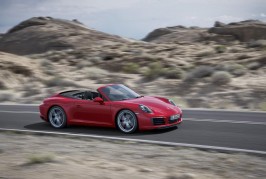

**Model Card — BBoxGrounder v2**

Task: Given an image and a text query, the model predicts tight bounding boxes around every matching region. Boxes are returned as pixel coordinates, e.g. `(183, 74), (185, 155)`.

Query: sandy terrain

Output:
(0, 132), (265, 179)
(0, 17), (266, 110)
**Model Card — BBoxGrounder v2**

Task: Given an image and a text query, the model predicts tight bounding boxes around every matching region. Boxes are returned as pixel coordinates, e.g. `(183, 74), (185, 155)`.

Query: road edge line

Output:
(0, 128), (265, 156)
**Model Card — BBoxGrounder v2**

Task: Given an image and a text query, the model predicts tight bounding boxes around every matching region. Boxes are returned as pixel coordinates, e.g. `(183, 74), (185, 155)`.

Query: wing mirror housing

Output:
(93, 97), (104, 104)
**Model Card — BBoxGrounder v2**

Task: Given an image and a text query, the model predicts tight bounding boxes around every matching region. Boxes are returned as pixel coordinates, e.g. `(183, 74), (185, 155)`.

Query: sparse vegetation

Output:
(196, 50), (214, 57)
(143, 62), (165, 80)
(27, 154), (54, 165)
(214, 45), (226, 53)
(22, 85), (40, 97)
(163, 67), (184, 79)
(0, 81), (6, 89)
(76, 60), (92, 69)
(211, 71), (231, 86)
(0, 17), (265, 110)
(184, 66), (214, 81)
(122, 63), (140, 73)
(247, 62), (261, 70)
(259, 102), (266, 111)
(248, 40), (266, 48)
(40, 59), (51, 67)
(8, 65), (32, 77)
(226, 63), (246, 77)
(0, 93), (13, 102)
(45, 76), (78, 87)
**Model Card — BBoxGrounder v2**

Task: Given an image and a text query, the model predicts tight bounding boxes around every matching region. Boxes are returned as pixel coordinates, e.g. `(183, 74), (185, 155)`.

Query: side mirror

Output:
(93, 97), (104, 104)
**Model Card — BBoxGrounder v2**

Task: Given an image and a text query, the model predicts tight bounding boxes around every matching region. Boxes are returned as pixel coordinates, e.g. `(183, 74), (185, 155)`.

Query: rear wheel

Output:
(116, 110), (138, 133)
(48, 106), (67, 128)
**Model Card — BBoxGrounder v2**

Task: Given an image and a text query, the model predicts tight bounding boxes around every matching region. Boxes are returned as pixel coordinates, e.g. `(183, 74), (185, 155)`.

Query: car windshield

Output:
(101, 84), (141, 101)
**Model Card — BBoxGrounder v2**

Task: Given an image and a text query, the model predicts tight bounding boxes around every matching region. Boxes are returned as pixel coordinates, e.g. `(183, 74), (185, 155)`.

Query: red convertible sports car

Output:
(39, 84), (182, 133)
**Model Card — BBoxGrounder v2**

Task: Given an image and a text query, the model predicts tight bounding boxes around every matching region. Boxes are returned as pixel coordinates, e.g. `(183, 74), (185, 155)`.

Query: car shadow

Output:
(24, 122), (179, 137)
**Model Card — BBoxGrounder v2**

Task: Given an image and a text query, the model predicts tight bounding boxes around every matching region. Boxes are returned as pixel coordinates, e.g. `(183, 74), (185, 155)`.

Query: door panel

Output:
(73, 100), (112, 125)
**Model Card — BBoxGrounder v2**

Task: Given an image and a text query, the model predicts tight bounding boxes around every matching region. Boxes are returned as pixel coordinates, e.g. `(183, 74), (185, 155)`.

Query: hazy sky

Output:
(0, 0), (265, 39)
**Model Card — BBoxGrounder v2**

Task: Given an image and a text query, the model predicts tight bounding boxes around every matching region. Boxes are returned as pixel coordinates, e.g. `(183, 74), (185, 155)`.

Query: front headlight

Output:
(139, 104), (152, 113)
(170, 114), (180, 120)
(168, 99), (176, 106)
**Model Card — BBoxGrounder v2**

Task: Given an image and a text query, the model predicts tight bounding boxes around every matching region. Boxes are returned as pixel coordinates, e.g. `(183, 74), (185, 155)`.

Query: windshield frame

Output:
(99, 84), (141, 101)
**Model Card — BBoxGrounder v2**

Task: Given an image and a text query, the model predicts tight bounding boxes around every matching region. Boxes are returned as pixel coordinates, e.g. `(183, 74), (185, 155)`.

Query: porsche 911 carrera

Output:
(39, 84), (182, 133)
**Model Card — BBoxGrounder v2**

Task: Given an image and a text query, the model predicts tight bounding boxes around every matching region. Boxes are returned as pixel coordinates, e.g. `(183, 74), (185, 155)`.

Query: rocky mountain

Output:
(0, 17), (265, 110)
(143, 20), (266, 43)
(0, 17), (128, 55)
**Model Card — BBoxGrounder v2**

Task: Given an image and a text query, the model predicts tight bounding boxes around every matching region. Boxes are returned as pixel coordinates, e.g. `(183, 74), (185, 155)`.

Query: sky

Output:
(0, 0), (265, 39)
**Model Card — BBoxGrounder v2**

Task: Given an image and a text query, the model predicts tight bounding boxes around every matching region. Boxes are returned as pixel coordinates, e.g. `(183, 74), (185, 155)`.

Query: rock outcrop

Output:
(209, 20), (266, 41)
(143, 20), (266, 43)
(0, 17), (127, 55)
(143, 26), (207, 43)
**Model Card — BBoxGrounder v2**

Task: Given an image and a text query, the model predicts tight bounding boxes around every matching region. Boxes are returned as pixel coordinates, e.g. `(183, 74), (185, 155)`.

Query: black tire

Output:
(48, 106), (67, 128)
(116, 109), (138, 133)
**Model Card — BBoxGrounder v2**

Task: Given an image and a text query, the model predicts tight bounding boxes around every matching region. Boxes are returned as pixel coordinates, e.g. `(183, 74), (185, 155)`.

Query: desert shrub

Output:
(143, 62), (165, 80)
(184, 65), (214, 81)
(211, 71), (231, 86)
(0, 81), (6, 89)
(90, 56), (102, 64)
(259, 102), (266, 111)
(76, 60), (92, 69)
(214, 45), (226, 53)
(247, 62), (261, 70)
(230, 48), (240, 53)
(23, 86), (40, 97)
(0, 93), (13, 102)
(196, 50), (214, 57)
(40, 59), (51, 67)
(8, 65), (32, 77)
(27, 154), (54, 165)
(122, 63), (140, 73)
(237, 54), (251, 60)
(45, 77), (78, 87)
(163, 68), (184, 79)
(226, 63), (246, 77)
(248, 40), (266, 48)
(43, 68), (56, 76)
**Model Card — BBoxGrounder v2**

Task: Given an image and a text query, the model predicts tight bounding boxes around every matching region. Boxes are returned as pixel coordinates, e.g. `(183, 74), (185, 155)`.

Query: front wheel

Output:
(48, 106), (67, 128)
(116, 110), (138, 134)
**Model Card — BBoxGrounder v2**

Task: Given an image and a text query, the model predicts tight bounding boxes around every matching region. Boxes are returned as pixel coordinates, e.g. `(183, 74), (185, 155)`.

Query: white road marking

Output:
(185, 118), (266, 125)
(0, 103), (39, 106)
(0, 110), (39, 114)
(0, 128), (265, 155)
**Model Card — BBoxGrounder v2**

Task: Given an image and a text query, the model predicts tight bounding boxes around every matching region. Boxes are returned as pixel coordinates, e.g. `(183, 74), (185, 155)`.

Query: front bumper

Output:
(136, 112), (183, 131)
(39, 103), (49, 122)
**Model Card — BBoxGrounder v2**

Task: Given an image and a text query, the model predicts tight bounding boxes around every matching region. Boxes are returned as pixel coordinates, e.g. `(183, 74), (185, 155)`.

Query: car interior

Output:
(60, 90), (102, 100)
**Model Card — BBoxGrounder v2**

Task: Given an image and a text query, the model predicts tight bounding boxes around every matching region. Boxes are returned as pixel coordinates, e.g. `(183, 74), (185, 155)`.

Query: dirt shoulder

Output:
(0, 132), (265, 179)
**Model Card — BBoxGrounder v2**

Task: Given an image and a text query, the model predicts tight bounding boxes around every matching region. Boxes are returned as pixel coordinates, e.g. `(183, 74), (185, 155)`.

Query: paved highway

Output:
(0, 104), (265, 152)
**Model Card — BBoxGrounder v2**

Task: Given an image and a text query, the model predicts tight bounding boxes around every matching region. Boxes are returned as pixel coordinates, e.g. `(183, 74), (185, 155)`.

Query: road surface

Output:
(0, 104), (265, 153)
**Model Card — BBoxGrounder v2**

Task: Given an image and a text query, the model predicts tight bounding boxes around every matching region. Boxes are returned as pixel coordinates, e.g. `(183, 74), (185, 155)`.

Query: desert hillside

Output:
(0, 17), (265, 110)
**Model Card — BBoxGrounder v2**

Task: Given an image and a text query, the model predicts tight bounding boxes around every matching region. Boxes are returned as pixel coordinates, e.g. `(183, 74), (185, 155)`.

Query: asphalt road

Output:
(0, 104), (266, 152)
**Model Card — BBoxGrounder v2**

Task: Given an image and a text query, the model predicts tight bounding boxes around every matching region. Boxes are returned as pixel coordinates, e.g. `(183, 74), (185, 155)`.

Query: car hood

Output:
(116, 96), (181, 115)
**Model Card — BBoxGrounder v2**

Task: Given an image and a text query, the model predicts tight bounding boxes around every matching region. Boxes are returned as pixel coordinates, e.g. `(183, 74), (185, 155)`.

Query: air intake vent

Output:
(152, 118), (165, 125)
